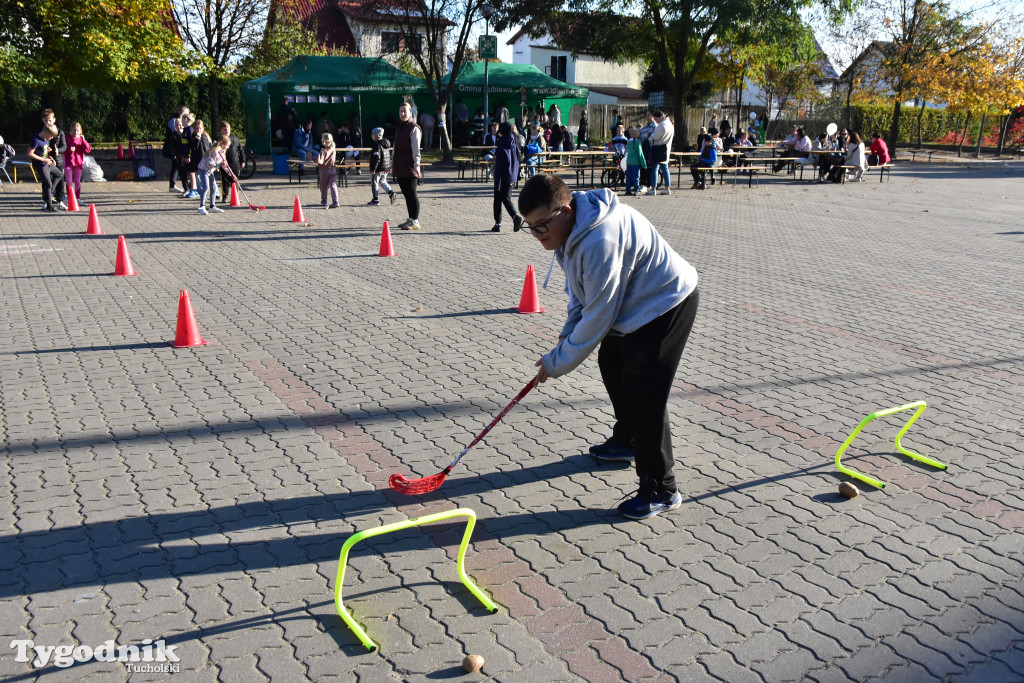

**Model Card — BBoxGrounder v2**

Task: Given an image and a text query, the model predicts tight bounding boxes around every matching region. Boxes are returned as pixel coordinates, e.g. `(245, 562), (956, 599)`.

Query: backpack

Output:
(377, 139), (393, 172)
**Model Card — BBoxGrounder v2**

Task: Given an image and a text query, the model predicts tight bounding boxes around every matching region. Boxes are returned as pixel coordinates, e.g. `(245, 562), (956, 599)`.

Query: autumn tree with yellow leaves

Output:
(0, 0), (189, 121)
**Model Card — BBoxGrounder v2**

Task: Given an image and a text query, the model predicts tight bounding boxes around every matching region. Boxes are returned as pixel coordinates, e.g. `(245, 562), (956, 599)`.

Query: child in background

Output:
(368, 127), (395, 206)
(608, 125), (629, 158)
(624, 127), (646, 196)
(196, 135), (231, 215)
(28, 126), (64, 211)
(63, 122), (92, 200)
(317, 133), (339, 208)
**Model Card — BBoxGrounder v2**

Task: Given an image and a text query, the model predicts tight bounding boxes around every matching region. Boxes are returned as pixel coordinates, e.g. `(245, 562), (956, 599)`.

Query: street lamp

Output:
(480, 3), (493, 125)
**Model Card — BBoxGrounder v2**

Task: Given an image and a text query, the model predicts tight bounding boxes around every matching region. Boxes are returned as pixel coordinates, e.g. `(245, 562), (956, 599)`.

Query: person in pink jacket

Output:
(63, 122), (92, 199)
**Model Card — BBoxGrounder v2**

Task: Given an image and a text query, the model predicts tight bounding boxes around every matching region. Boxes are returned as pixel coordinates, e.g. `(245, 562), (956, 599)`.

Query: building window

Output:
(381, 30), (422, 54)
(549, 55), (567, 82)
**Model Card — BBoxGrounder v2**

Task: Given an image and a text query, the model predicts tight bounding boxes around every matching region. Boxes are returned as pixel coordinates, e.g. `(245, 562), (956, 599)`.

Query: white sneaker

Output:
(645, 188), (656, 196)
(57, 201), (68, 211)
(410, 219), (421, 230)
(198, 207), (208, 215)
(209, 206), (224, 213)
(660, 188), (671, 196)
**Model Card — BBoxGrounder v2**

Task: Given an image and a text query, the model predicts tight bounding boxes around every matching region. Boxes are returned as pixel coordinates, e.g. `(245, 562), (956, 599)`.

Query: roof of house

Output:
(271, 0), (358, 53)
(840, 40), (893, 81)
(269, 0), (453, 55)
(577, 84), (646, 101)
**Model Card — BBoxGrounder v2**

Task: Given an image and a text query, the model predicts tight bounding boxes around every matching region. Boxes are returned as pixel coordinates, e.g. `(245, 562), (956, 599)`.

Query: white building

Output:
(506, 24), (647, 106)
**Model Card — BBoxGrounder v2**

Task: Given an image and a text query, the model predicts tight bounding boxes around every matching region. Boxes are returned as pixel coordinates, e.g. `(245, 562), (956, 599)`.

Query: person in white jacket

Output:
(845, 132), (868, 181)
(519, 174), (700, 520)
(646, 110), (675, 195)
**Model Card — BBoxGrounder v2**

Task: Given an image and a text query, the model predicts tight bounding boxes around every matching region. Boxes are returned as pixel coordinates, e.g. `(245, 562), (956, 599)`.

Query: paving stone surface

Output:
(1, 157), (1022, 681)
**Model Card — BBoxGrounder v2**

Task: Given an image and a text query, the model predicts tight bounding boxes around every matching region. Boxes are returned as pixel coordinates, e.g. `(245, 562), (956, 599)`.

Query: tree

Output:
(0, 0), (187, 125)
(490, 0), (853, 148)
(371, 0), (489, 162)
(170, 0), (271, 131)
(864, 0), (990, 154)
(239, 6), (341, 80)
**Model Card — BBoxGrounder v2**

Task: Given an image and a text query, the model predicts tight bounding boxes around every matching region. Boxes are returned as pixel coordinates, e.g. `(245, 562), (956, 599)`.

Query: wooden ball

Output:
(838, 482), (859, 498)
(462, 654), (484, 673)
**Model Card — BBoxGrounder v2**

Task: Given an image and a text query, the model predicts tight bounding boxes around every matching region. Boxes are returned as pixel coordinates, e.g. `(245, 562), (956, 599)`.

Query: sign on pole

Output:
(479, 35), (498, 60)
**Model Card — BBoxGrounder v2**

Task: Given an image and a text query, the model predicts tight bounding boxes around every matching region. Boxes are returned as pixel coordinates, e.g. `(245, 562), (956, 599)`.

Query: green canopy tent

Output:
(243, 56), (432, 155)
(445, 62), (588, 129)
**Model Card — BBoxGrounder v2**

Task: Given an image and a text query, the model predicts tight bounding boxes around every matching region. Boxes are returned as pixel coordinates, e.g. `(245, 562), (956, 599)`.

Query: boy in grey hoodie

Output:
(519, 174), (700, 519)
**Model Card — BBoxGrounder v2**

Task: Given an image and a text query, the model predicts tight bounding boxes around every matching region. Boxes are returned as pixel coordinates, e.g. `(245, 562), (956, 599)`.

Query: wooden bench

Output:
(907, 150), (934, 163)
(871, 162), (894, 183)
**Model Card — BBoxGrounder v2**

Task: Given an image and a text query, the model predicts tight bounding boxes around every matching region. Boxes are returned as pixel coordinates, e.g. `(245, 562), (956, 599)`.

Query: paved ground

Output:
(1, 157), (1023, 682)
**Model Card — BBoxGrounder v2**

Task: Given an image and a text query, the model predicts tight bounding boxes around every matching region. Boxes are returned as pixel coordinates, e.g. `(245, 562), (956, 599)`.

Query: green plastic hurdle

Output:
(835, 401), (948, 489)
(333, 507), (499, 652)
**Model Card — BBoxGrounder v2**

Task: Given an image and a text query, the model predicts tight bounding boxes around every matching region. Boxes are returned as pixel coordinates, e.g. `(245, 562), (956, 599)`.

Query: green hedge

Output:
(0, 76), (246, 145)
(852, 104), (961, 143)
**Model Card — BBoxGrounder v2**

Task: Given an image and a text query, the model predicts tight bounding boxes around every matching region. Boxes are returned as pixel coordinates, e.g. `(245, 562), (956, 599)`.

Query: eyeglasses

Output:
(521, 210), (561, 234)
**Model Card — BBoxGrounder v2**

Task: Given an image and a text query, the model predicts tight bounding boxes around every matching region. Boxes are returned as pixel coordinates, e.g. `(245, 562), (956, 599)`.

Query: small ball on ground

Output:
(838, 482), (859, 498)
(462, 654), (484, 672)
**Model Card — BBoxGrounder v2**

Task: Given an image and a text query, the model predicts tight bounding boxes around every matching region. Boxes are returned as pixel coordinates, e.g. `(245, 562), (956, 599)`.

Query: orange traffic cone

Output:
(516, 265), (545, 314)
(378, 221), (396, 257)
(229, 183), (240, 207)
(113, 236), (137, 276)
(292, 195), (305, 222)
(168, 289), (209, 348)
(116, 143), (125, 160)
(67, 185), (81, 212)
(86, 204), (103, 235)
(127, 141), (135, 159)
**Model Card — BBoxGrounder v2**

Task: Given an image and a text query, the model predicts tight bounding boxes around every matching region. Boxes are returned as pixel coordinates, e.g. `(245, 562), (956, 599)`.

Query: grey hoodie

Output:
(541, 189), (698, 378)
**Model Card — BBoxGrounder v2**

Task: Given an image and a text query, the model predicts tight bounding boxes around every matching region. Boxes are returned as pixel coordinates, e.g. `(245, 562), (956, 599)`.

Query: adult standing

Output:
(393, 102), (422, 230)
(275, 96), (298, 146)
(496, 101), (510, 124)
(219, 121), (243, 199)
(647, 110), (674, 195)
(547, 104), (561, 129)
(519, 174), (700, 520)
(490, 122), (523, 232)
(471, 107), (486, 145)
(419, 111), (435, 151)
(453, 98), (470, 147)
(166, 106), (189, 191)
(637, 110), (657, 193)
(577, 111), (589, 147)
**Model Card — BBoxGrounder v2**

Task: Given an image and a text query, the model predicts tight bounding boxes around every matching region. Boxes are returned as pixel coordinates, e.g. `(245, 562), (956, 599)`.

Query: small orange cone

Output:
(378, 221), (396, 257)
(516, 265), (545, 314)
(86, 204), (103, 235)
(168, 289), (209, 348)
(229, 183), (240, 207)
(292, 195), (305, 222)
(67, 185), (81, 212)
(127, 141), (135, 159)
(116, 143), (125, 160)
(113, 236), (137, 276)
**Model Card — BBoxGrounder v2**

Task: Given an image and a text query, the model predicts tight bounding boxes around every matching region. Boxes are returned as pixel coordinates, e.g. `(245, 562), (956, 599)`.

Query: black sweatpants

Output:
(493, 180), (517, 225)
(35, 162), (64, 206)
(597, 289), (700, 495)
(397, 177), (420, 220)
(772, 149), (804, 172)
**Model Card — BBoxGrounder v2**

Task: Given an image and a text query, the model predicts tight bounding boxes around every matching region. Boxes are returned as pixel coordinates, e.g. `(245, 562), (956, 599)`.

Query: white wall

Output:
(510, 31), (642, 89)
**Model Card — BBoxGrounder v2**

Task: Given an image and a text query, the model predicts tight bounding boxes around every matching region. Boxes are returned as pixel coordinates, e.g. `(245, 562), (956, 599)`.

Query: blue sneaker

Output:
(618, 490), (682, 520)
(589, 438), (634, 462)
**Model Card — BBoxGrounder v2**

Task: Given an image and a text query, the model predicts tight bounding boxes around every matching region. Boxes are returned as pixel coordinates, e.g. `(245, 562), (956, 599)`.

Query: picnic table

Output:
(287, 148), (371, 185)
